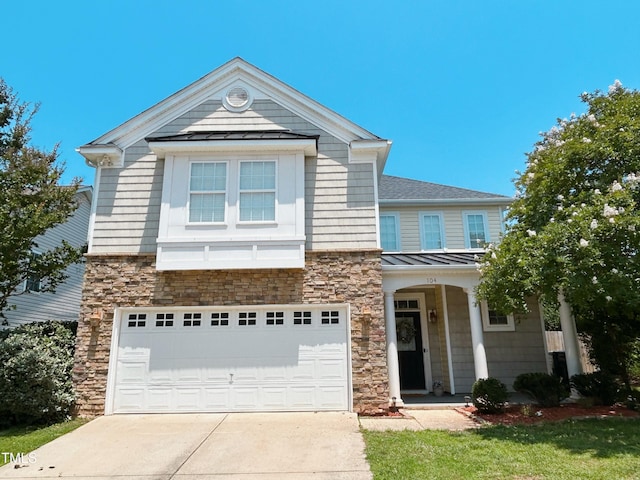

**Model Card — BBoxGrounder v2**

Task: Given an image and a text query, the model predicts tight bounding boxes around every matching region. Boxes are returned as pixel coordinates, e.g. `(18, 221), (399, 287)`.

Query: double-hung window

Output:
(189, 162), (227, 223)
(420, 213), (445, 250)
(379, 213), (400, 251)
(463, 211), (489, 249)
(239, 161), (276, 222)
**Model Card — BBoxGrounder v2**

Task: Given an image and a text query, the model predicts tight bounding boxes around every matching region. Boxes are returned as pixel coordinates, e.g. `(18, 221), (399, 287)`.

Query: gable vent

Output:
(224, 86), (252, 112)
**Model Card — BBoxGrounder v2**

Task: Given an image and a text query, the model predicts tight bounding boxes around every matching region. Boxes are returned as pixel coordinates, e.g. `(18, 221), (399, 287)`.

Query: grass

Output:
(363, 418), (640, 480)
(0, 419), (88, 466)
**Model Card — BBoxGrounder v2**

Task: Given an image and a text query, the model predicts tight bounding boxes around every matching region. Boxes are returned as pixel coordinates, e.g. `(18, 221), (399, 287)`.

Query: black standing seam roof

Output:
(145, 130), (320, 143)
(381, 252), (481, 267)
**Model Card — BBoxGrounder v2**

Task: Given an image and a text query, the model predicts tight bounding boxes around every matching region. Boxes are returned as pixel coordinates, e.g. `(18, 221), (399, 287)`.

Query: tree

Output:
(476, 80), (640, 388)
(0, 79), (84, 319)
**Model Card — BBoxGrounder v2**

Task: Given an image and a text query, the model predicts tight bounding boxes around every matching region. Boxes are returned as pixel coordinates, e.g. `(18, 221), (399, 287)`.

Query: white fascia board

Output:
(148, 138), (317, 159)
(379, 197), (513, 207)
(86, 57), (383, 151)
(76, 144), (123, 168)
(349, 139), (392, 176)
(382, 264), (480, 274)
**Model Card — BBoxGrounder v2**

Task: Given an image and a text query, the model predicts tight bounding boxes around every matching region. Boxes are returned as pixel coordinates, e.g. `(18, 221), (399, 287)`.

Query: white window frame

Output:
(463, 211), (490, 249)
(481, 301), (515, 332)
(419, 212), (445, 250)
(237, 160), (277, 224)
(187, 160), (228, 225)
(23, 251), (42, 294)
(379, 212), (400, 251)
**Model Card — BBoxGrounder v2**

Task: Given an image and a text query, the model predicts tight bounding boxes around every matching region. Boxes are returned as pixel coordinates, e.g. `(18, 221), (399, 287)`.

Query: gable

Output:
(80, 58), (390, 173)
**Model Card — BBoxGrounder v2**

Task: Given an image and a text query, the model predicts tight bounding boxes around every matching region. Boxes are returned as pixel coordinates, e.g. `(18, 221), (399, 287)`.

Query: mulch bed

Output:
(458, 403), (640, 426)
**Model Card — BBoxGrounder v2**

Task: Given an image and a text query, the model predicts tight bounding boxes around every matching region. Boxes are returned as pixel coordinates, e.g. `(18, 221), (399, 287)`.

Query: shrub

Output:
(472, 377), (508, 413)
(0, 321), (76, 426)
(513, 372), (569, 407)
(570, 371), (621, 406)
(625, 390), (640, 412)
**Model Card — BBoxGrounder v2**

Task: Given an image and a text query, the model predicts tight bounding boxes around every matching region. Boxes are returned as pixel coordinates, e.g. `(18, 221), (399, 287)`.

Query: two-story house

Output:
(74, 58), (557, 416)
(2, 186), (92, 329)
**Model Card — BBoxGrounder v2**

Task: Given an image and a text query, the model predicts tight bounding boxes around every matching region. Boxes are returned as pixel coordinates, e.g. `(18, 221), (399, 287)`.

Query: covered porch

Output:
(381, 252), (583, 407)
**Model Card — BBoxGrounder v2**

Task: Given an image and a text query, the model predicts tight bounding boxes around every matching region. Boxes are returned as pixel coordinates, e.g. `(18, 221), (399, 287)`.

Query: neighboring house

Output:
(2, 186), (92, 328)
(74, 58), (571, 417)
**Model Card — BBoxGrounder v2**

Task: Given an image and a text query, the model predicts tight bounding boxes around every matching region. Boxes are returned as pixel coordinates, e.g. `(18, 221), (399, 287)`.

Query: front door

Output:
(396, 311), (426, 390)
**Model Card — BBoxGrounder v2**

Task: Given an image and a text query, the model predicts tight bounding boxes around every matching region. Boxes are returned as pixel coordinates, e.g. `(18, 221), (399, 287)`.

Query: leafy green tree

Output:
(477, 80), (640, 388)
(0, 79), (84, 319)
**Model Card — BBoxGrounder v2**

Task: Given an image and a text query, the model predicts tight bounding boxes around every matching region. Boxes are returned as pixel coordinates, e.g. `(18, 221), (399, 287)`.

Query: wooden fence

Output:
(545, 331), (597, 374)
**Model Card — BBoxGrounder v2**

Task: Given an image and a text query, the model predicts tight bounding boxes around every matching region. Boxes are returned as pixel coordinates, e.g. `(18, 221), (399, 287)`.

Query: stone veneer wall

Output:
(73, 250), (389, 416)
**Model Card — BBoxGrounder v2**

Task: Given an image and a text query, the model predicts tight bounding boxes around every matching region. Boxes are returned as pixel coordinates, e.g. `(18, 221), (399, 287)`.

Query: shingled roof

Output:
(379, 175), (511, 202)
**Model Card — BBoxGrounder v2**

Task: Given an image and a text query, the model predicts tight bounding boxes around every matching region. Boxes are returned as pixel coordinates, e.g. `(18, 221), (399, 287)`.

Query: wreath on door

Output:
(397, 318), (416, 344)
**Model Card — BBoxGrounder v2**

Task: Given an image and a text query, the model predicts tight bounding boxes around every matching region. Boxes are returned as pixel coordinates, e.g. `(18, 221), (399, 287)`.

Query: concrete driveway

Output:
(0, 412), (372, 480)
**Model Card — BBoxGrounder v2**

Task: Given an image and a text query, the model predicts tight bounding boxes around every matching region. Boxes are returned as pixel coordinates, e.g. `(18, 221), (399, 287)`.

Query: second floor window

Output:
(380, 214), (399, 251)
(24, 251), (42, 293)
(420, 213), (444, 249)
(189, 162), (227, 223)
(464, 212), (488, 249)
(239, 161), (276, 222)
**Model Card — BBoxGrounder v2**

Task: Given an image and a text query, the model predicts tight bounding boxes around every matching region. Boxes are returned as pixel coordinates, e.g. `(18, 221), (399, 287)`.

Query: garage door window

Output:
(266, 311), (284, 325)
(239, 312), (257, 326)
(293, 311), (312, 325)
(127, 313), (147, 328)
(321, 311), (340, 325)
(183, 313), (202, 327)
(155, 313), (174, 327)
(211, 312), (229, 326)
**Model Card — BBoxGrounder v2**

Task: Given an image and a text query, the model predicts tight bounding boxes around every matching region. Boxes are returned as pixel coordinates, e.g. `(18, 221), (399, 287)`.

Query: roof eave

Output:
(379, 197), (513, 207)
(147, 138), (318, 159)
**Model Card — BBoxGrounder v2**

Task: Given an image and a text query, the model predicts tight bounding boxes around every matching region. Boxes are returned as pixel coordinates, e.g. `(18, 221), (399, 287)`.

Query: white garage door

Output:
(109, 305), (350, 413)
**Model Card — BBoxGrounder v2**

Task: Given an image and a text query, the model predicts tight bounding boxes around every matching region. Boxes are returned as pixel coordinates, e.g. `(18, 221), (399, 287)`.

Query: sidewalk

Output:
(359, 408), (478, 431)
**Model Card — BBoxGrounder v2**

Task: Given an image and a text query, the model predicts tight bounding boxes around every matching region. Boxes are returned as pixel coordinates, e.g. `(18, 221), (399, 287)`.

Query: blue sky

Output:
(3, 1), (640, 196)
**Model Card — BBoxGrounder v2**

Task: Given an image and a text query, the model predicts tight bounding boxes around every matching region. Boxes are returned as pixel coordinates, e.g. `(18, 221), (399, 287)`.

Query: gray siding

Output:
(484, 298), (548, 389)
(3, 192), (91, 328)
(90, 99), (377, 254)
(381, 205), (504, 252)
(444, 287), (547, 393)
(92, 141), (162, 253)
(445, 286), (476, 392)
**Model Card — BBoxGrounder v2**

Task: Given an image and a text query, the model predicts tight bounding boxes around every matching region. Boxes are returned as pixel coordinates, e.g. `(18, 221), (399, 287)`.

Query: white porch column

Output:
(384, 290), (403, 407)
(558, 290), (583, 379)
(463, 288), (489, 380)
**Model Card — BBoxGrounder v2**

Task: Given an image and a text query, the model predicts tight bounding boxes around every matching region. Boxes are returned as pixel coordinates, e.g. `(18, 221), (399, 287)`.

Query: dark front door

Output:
(396, 311), (426, 390)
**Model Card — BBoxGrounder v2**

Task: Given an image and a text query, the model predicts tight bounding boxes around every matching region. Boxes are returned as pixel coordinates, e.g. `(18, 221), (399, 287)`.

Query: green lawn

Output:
(363, 418), (640, 480)
(0, 419), (88, 466)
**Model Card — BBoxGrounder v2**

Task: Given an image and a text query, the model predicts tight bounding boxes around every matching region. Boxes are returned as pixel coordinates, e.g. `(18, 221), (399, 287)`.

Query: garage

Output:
(107, 305), (351, 414)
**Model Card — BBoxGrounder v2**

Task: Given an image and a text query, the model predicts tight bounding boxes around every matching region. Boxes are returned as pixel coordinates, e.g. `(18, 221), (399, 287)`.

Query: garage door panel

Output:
(203, 388), (231, 409)
(318, 386), (348, 408)
(115, 388), (145, 411)
(233, 387), (260, 409)
(148, 367), (173, 383)
(261, 387), (287, 408)
(318, 359), (347, 380)
(173, 359), (203, 382)
(117, 361), (147, 383)
(147, 388), (172, 409)
(175, 388), (201, 410)
(290, 359), (315, 380)
(113, 305), (350, 413)
(203, 368), (230, 382)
